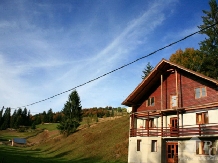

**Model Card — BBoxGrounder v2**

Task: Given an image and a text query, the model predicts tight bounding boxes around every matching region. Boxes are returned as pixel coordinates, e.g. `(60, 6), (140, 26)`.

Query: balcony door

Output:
(170, 117), (178, 137)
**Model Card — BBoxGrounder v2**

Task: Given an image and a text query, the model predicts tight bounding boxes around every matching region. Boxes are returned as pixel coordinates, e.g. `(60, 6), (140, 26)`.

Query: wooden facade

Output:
(122, 59), (218, 163)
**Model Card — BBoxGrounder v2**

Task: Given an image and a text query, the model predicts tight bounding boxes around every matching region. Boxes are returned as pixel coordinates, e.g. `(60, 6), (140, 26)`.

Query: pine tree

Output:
(141, 62), (154, 79)
(47, 108), (53, 123)
(10, 110), (17, 128)
(57, 90), (82, 136)
(1, 108), (11, 130)
(198, 0), (218, 79)
(0, 107), (3, 128)
(31, 121), (36, 129)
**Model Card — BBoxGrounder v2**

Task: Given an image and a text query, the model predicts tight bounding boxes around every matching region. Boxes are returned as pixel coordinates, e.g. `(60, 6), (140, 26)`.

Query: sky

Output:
(0, 0), (212, 114)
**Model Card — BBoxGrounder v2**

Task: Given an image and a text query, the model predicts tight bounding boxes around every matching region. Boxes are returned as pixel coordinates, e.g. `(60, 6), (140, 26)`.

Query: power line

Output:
(18, 22), (217, 109)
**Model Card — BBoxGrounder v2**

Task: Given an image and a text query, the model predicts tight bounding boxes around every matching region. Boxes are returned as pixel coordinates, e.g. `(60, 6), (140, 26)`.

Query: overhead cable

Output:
(19, 22), (218, 108)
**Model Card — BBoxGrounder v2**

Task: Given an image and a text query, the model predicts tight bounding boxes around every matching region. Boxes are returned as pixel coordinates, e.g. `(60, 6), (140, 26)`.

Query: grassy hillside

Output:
(0, 116), (129, 163)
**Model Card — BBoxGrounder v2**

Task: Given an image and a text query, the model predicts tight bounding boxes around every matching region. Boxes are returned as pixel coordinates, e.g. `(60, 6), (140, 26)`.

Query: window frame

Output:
(147, 97), (155, 107)
(170, 95), (178, 109)
(196, 140), (216, 155)
(195, 87), (207, 99)
(196, 112), (209, 124)
(151, 140), (157, 152)
(137, 139), (141, 151)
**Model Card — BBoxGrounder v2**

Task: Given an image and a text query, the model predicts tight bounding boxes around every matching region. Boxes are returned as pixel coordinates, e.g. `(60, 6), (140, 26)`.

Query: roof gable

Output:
(122, 59), (218, 106)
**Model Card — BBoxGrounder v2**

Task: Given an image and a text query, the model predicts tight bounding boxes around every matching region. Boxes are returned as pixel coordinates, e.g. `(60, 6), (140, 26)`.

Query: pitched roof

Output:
(122, 59), (218, 106)
(13, 138), (26, 144)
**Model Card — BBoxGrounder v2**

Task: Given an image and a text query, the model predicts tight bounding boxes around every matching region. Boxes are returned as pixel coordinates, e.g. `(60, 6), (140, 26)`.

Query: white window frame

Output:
(195, 87), (207, 99)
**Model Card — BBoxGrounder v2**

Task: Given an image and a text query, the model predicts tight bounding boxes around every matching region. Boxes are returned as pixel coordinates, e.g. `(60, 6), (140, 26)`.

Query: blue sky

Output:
(0, 0), (211, 114)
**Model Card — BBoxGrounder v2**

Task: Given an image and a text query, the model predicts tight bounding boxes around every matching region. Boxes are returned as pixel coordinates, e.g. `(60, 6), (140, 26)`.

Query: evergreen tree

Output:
(31, 121), (36, 129)
(47, 108), (53, 123)
(10, 110), (17, 128)
(34, 114), (42, 125)
(0, 107), (3, 128)
(198, 0), (218, 79)
(14, 108), (22, 129)
(42, 111), (48, 123)
(141, 62), (154, 79)
(1, 108), (11, 130)
(57, 90), (82, 136)
(27, 110), (31, 126)
(22, 108), (28, 126)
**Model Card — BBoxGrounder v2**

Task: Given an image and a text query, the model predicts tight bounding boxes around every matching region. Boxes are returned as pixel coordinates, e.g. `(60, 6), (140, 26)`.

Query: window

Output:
(146, 118), (155, 128)
(196, 112), (209, 124)
(170, 95), (178, 108)
(137, 139), (141, 151)
(147, 97), (155, 106)
(195, 87), (207, 99)
(196, 140), (216, 155)
(151, 140), (157, 152)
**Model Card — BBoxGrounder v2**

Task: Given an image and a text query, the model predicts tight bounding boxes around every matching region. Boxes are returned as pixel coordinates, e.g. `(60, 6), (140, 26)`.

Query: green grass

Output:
(0, 145), (124, 163)
(36, 123), (59, 131)
(0, 129), (40, 140)
(0, 116), (129, 163)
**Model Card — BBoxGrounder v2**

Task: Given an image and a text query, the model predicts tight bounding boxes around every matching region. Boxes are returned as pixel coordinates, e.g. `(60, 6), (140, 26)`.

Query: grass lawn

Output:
(0, 129), (40, 141)
(0, 116), (129, 163)
(0, 145), (124, 163)
(36, 123), (59, 131)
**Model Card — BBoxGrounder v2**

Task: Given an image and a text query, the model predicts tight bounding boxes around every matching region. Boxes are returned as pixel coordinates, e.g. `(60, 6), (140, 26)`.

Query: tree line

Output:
(0, 105), (126, 131)
(0, 107), (63, 130)
(82, 106), (127, 118)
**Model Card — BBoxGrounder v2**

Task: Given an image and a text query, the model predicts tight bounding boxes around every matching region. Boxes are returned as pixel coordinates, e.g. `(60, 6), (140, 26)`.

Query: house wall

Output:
(182, 108), (218, 126)
(136, 70), (217, 113)
(134, 108), (218, 137)
(178, 139), (218, 163)
(128, 137), (162, 163)
(180, 71), (218, 108)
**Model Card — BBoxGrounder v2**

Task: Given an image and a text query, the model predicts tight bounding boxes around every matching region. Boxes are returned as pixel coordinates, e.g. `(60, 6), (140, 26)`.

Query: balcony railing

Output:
(130, 123), (218, 137)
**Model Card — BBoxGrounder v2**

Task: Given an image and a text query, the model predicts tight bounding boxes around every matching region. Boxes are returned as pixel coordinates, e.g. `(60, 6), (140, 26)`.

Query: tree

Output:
(57, 90), (82, 136)
(141, 62), (154, 79)
(47, 108), (53, 123)
(31, 121), (36, 129)
(0, 107), (3, 128)
(198, 0), (218, 79)
(169, 48), (204, 72)
(10, 110), (17, 128)
(1, 108), (11, 130)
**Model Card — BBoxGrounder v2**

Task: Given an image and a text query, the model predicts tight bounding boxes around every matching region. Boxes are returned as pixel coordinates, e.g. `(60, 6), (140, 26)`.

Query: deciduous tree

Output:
(169, 48), (204, 72)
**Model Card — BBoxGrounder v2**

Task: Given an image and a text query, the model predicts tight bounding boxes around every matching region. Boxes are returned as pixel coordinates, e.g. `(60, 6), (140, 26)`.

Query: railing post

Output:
(161, 112), (163, 137)
(148, 112), (150, 137)
(199, 124), (201, 136)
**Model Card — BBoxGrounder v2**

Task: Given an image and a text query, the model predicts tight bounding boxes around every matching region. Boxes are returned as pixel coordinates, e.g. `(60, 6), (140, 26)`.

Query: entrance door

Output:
(166, 142), (178, 163)
(170, 117), (178, 137)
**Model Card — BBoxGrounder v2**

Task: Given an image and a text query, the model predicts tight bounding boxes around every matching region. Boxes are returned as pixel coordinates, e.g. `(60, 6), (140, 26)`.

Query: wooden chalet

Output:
(122, 59), (218, 163)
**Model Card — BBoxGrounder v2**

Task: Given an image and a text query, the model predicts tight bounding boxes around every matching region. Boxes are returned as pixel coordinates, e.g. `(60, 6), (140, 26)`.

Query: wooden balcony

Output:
(130, 123), (218, 137)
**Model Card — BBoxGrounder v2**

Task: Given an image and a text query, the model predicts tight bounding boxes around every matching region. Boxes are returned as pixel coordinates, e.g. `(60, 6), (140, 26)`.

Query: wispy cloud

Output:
(1, 0), (204, 113)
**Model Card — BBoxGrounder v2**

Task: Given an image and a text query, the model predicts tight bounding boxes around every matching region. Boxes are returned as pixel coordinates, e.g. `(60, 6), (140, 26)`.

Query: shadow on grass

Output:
(0, 145), (65, 163)
(0, 145), (122, 163)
